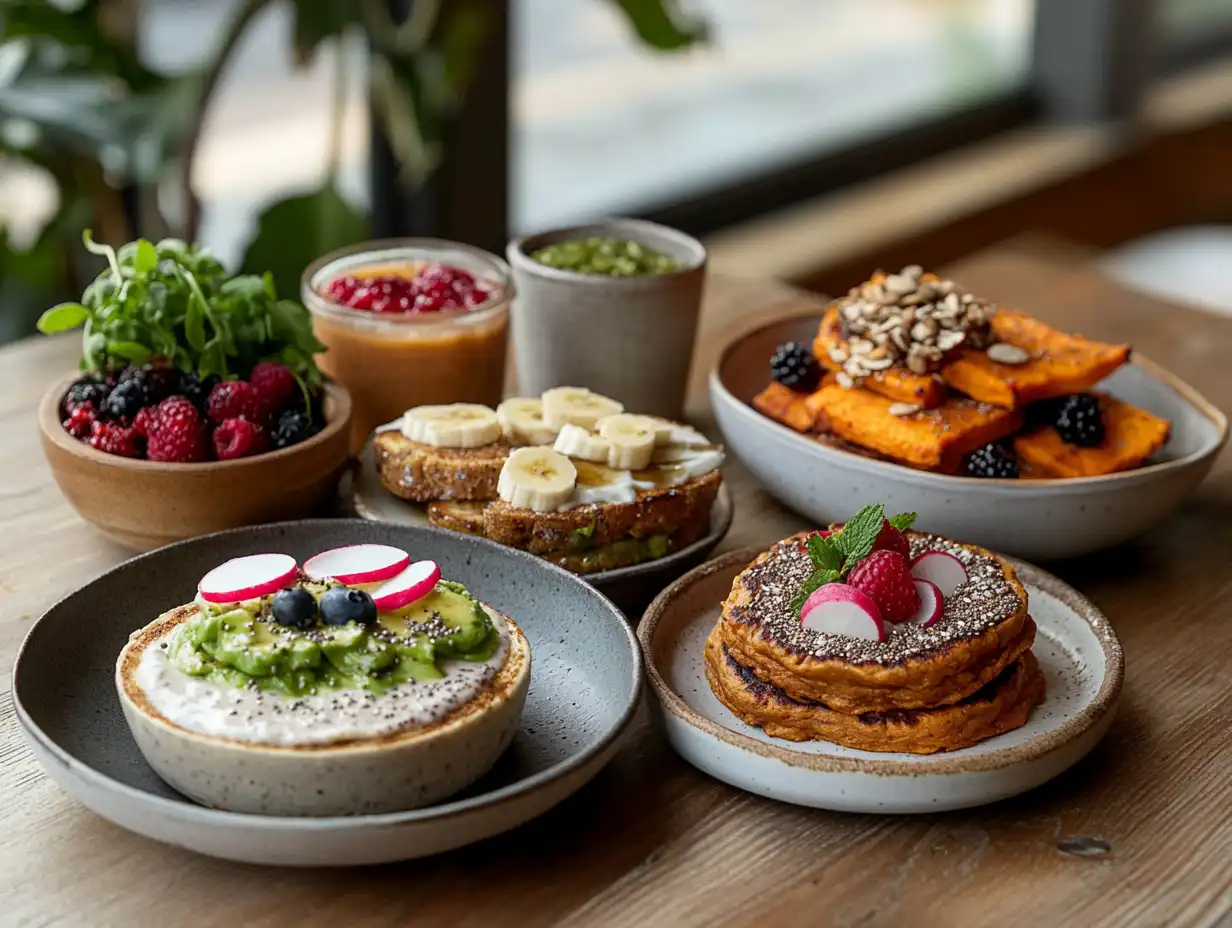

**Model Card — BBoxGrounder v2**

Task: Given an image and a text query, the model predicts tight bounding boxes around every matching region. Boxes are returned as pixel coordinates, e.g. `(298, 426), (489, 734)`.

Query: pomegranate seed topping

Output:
(323, 265), (491, 314)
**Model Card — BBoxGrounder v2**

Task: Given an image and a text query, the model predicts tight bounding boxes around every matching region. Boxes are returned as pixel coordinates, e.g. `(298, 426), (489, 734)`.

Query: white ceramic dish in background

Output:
(710, 315), (1227, 561)
(639, 548), (1124, 814)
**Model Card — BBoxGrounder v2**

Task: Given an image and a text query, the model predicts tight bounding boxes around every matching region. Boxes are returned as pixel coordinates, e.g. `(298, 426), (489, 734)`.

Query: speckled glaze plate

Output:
(13, 520), (642, 866)
(639, 547), (1123, 813)
(352, 432), (734, 613)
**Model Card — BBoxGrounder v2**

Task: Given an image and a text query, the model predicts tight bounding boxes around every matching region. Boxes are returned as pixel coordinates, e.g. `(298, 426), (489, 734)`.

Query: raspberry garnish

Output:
(870, 519), (912, 560)
(249, 362), (297, 418)
(847, 550), (920, 623)
(63, 404), (98, 440)
(147, 396), (206, 463)
(88, 420), (141, 458)
(213, 417), (268, 461)
(207, 380), (262, 425)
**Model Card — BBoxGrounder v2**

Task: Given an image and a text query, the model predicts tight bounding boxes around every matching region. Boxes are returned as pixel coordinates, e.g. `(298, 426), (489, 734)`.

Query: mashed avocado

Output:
(167, 580), (499, 697)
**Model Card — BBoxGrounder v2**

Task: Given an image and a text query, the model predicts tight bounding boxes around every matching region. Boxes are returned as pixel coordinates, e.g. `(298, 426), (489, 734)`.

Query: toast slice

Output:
(814, 306), (948, 408)
(805, 377), (1023, 472)
(1013, 395), (1170, 478)
(373, 430), (512, 502)
(941, 310), (1131, 408)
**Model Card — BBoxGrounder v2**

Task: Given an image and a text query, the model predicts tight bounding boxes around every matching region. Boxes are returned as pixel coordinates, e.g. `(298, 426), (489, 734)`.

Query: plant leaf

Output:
(108, 340), (152, 364)
(888, 512), (918, 532)
(608, 0), (708, 51)
(288, 0), (360, 66)
(36, 302), (89, 334)
(834, 503), (886, 565)
(805, 533), (842, 572)
(133, 239), (158, 274)
(184, 299), (206, 351)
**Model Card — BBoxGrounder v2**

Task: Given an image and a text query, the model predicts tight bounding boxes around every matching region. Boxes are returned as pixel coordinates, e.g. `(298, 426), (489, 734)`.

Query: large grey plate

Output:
(13, 520), (642, 866)
(352, 437), (734, 613)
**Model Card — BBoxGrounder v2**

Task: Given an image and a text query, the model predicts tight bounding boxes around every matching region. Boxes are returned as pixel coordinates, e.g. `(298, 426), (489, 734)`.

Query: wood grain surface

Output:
(2, 243), (1230, 927)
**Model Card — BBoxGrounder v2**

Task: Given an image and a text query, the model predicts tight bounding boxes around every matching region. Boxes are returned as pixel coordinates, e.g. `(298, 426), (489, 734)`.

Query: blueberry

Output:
(319, 587), (377, 626)
(271, 587), (318, 629)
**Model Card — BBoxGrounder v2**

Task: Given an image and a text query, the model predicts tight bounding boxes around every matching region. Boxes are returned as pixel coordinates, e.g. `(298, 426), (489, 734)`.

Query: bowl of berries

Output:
(36, 234), (352, 550)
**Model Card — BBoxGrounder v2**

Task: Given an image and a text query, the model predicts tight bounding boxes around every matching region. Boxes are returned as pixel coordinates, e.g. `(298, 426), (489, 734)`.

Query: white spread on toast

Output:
(132, 607), (511, 747)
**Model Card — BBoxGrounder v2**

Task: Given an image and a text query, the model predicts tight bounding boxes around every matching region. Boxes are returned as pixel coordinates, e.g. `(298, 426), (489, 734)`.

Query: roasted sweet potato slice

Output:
(813, 306), (947, 408)
(942, 310), (1130, 408)
(804, 379), (1023, 472)
(752, 381), (819, 433)
(1012, 395), (1170, 478)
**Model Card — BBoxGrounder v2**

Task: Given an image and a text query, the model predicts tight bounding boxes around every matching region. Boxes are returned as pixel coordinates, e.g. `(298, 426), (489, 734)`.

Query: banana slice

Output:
(402, 404), (501, 448)
(598, 414), (656, 470)
(596, 413), (673, 446)
(497, 397), (558, 446)
(497, 447), (577, 512)
(553, 423), (611, 462)
(541, 387), (624, 430)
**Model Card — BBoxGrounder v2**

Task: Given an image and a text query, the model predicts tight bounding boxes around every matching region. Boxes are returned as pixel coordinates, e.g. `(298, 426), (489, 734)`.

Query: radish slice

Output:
(371, 560), (441, 611)
(799, 583), (885, 641)
(908, 579), (944, 627)
(304, 544), (411, 585)
(198, 553), (297, 604)
(910, 550), (969, 597)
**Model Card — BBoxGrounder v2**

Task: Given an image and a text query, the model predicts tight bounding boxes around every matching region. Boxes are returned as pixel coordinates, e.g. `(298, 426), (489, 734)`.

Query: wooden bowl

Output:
(39, 376), (353, 551)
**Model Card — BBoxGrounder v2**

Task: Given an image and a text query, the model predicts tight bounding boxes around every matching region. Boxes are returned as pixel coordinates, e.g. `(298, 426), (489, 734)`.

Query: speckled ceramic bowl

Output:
(14, 520), (641, 866)
(711, 315), (1227, 560)
(639, 547), (1123, 813)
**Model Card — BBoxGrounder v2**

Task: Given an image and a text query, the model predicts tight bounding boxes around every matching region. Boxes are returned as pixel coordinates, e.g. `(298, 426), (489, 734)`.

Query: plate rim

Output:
(637, 544), (1124, 778)
(711, 311), (1228, 491)
(12, 518), (644, 831)
(351, 439), (735, 584)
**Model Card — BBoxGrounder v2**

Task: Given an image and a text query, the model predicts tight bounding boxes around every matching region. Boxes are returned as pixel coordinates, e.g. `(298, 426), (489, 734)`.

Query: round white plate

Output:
(638, 547), (1123, 813)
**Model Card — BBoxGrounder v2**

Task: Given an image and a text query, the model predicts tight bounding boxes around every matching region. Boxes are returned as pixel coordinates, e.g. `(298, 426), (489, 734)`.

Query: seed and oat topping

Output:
(730, 533), (1021, 665)
(830, 265), (996, 380)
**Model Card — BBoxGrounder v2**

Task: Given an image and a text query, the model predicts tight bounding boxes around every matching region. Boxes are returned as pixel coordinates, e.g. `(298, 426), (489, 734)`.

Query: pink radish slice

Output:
(910, 550), (969, 597)
(371, 560), (441, 611)
(303, 544), (410, 585)
(198, 553), (297, 604)
(800, 583), (885, 641)
(908, 579), (944, 627)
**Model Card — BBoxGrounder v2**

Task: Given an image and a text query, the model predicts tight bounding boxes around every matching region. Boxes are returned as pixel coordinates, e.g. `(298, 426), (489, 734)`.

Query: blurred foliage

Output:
(0, 0), (705, 342)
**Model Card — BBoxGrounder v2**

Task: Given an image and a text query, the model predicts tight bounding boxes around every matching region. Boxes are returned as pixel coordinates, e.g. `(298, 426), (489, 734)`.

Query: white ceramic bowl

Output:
(711, 315), (1227, 560)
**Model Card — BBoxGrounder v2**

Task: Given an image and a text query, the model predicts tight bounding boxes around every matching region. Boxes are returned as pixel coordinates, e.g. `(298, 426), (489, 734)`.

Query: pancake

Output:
(717, 532), (1031, 713)
(706, 629), (1045, 754)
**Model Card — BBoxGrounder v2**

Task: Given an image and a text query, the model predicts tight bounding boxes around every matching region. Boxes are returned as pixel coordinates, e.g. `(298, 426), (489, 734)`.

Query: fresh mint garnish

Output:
(888, 511), (918, 531)
(833, 503), (886, 564)
(805, 532), (842, 572)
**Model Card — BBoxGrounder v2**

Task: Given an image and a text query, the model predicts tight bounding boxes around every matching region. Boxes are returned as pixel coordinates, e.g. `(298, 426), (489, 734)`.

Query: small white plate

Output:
(639, 547), (1123, 813)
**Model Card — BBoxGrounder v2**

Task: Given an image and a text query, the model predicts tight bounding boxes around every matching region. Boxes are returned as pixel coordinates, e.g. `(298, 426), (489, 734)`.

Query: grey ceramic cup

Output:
(506, 219), (707, 420)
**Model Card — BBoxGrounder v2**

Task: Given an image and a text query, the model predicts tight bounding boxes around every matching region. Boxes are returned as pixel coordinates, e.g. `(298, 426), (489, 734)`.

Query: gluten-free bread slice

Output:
(373, 429), (511, 502)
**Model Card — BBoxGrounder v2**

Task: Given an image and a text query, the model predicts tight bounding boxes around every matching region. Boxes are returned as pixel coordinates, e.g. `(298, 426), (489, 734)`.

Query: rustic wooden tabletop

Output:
(2, 241), (1229, 927)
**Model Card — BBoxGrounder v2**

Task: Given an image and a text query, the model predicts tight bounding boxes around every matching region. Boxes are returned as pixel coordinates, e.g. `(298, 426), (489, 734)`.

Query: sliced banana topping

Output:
(541, 387), (624, 430)
(497, 447), (577, 512)
(597, 413), (673, 446)
(597, 414), (656, 470)
(402, 404), (501, 448)
(553, 423), (611, 462)
(497, 397), (559, 446)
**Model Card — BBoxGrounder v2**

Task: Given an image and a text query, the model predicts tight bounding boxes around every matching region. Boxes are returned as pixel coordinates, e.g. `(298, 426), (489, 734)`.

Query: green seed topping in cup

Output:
(530, 237), (678, 277)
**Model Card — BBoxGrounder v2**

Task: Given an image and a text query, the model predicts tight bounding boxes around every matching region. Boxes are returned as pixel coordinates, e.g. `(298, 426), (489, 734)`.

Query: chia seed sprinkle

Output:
(728, 533), (1022, 665)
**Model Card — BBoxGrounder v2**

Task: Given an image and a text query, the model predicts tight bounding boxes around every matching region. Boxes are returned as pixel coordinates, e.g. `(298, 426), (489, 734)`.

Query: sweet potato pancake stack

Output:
(756, 266), (1170, 477)
(705, 532), (1045, 754)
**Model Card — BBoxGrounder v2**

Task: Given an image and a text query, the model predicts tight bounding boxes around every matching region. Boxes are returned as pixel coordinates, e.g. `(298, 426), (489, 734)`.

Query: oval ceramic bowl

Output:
(639, 547), (1123, 813)
(14, 520), (642, 866)
(351, 435), (734, 613)
(711, 315), (1227, 560)
(39, 376), (353, 551)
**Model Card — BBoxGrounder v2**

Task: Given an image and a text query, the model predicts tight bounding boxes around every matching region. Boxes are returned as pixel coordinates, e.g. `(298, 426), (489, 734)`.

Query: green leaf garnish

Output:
(833, 503), (885, 564)
(888, 511), (918, 531)
(805, 532), (842, 572)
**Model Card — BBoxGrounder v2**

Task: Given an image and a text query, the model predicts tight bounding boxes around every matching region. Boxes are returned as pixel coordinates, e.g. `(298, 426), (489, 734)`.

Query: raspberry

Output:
(871, 519), (911, 560)
(207, 380), (262, 424)
(147, 396), (206, 463)
(249, 362), (297, 417)
(132, 406), (156, 438)
(847, 550), (920, 623)
(62, 377), (108, 417)
(63, 404), (99, 439)
(88, 420), (141, 458)
(213, 417), (268, 460)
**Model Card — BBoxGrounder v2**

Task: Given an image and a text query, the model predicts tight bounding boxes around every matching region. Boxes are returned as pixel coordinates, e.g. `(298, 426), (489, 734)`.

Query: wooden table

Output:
(2, 242), (1230, 927)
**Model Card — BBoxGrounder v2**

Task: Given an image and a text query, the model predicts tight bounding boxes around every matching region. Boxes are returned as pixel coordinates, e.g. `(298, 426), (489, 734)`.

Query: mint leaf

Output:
(888, 511), (917, 531)
(790, 568), (841, 615)
(133, 239), (158, 274)
(37, 303), (90, 334)
(834, 503), (885, 565)
(805, 533), (842, 572)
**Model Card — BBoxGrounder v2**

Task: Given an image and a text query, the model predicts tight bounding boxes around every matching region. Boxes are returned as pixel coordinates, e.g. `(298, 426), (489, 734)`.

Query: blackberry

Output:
(102, 379), (148, 421)
(770, 342), (821, 392)
(1054, 394), (1105, 447)
(61, 377), (109, 417)
(270, 410), (314, 450)
(180, 371), (220, 412)
(965, 443), (1019, 479)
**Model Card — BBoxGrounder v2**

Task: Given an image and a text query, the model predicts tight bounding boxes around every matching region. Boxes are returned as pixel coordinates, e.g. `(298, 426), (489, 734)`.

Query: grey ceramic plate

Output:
(712, 314), (1227, 560)
(13, 520), (642, 866)
(352, 436), (734, 613)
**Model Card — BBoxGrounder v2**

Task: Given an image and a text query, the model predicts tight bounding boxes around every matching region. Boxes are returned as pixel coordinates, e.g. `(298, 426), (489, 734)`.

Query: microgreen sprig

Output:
(790, 504), (918, 614)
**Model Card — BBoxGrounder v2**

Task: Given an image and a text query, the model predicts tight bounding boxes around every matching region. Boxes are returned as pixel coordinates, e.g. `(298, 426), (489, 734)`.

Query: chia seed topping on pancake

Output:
(727, 531), (1022, 665)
